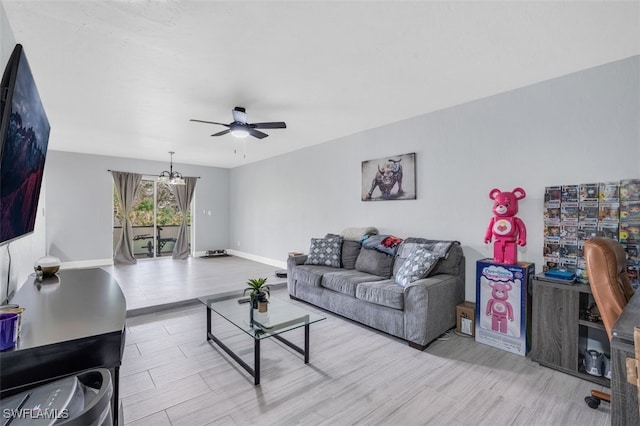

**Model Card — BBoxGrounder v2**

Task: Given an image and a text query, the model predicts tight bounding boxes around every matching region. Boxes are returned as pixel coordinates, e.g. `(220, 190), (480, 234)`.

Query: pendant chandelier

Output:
(158, 151), (185, 185)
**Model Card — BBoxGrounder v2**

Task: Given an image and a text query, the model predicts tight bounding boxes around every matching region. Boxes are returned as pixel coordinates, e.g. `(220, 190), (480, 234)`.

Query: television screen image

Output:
(0, 44), (50, 245)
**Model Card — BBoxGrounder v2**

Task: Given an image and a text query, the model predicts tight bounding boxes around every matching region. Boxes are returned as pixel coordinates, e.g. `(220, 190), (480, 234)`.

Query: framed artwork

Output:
(362, 152), (416, 201)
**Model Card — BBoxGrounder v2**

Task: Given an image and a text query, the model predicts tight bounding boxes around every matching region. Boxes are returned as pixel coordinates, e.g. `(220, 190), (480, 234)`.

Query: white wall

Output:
(229, 56), (640, 300)
(44, 151), (230, 264)
(0, 3), (47, 301)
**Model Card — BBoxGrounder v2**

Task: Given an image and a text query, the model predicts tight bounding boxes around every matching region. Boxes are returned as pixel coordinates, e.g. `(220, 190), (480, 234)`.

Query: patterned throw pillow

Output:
(394, 246), (440, 287)
(304, 237), (343, 268)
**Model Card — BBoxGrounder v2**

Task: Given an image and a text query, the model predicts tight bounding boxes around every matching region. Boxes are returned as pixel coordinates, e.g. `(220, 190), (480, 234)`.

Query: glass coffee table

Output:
(198, 292), (326, 385)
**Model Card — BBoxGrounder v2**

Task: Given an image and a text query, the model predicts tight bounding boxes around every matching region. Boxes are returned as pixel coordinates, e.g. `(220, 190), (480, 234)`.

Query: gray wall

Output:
(229, 55), (640, 300)
(4, 52), (639, 302)
(44, 151), (230, 263)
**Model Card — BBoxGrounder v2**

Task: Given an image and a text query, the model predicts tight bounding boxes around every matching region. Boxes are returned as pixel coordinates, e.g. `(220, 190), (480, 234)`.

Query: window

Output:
(113, 179), (191, 258)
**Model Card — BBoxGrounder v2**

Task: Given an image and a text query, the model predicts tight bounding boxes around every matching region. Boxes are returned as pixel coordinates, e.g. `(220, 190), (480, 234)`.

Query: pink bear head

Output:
(489, 187), (526, 218)
(489, 281), (512, 301)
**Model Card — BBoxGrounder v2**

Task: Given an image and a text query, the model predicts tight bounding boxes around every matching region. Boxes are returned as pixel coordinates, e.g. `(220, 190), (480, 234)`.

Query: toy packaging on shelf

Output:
(562, 185), (579, 203)
(544, 186), (561, 204)
(620, 179), (640, 200)
(475, 259), (535, 356)
(599, 181), (620, 202)
(621, 201), (640, 222)
(546, 179), (639, 286)
(620, 222), (640, 243)
(580, 183), (600, 202)
(620, 179), (640, 289)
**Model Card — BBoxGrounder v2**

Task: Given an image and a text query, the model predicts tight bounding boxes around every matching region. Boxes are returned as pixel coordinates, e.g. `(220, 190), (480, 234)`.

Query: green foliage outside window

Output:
(113, 181), (191, 227)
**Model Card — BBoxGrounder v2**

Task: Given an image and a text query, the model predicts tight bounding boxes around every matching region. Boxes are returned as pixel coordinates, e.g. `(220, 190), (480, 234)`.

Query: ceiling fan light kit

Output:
(190, 106), (286, 140)
(230, 122), (250, 138)
(158, 151), (185, 185)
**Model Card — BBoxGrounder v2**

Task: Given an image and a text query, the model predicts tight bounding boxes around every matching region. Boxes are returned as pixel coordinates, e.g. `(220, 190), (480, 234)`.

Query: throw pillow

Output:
(326, 233), (360, 269)
(395, 246), (440, 287)
(304, 237), (342, 268)
(355, 248), (394, 278)
(401, 238), (461, 275)
(362, 234), (404, 256)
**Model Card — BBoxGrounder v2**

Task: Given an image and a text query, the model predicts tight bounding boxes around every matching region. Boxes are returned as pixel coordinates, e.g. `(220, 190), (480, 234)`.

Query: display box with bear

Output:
(475, 259), (535, 356)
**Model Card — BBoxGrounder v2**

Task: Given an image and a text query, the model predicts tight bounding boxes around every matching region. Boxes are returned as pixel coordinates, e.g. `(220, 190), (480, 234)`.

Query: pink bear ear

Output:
(512, 187), (526, 200)
(489, 188), (501, 200)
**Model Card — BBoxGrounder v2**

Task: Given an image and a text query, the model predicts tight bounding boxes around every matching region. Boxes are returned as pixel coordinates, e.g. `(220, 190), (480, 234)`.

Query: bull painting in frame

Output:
(362, 152), (416, 201)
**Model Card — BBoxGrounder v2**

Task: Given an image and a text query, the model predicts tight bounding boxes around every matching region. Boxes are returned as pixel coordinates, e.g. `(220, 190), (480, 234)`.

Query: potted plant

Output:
(244, 277), (270, 312)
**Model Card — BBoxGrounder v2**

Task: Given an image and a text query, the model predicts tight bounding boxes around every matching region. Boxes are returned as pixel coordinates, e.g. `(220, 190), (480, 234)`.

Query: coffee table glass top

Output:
(198, 292), (326, 340)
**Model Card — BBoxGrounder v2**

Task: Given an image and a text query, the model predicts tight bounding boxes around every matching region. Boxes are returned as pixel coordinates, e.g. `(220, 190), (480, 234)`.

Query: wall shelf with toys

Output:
(543, 179), (640, 288)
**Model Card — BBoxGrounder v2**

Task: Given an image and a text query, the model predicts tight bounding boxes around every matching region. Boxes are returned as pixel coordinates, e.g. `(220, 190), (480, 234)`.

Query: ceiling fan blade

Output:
(211, 129), (231, 137)
(190, 119), (229, 127)
(250, 122), (287, 129)
(249, 129), (269, 139)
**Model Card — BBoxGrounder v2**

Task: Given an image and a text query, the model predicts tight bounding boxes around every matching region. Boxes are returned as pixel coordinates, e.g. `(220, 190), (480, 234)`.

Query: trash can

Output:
(0, 368), (113, 425)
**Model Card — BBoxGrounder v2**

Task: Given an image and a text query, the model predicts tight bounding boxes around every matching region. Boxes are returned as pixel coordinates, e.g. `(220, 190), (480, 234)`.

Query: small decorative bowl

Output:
(34, 256), (61, 277)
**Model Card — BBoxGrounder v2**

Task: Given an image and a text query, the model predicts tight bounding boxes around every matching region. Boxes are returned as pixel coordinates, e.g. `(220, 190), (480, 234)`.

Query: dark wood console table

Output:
(0, 268), (126, 424)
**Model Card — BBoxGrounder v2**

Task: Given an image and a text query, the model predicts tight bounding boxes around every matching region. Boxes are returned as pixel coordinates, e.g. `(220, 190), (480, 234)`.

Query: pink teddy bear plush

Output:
(484, 187), (527, 265)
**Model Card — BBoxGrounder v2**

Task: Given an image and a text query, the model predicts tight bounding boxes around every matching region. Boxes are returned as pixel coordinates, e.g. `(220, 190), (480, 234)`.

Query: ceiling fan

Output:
(190, 106), (286, 139)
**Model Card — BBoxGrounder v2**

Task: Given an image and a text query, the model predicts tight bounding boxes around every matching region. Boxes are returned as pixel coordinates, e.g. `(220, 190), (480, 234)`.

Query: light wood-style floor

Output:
(102, 256), (285, 313)
(110, 257), (611, 426)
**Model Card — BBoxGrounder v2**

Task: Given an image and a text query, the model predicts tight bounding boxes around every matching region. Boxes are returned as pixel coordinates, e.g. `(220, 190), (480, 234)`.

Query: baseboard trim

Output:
(61, 258), (113, 270)
(226, 249), (286, 269)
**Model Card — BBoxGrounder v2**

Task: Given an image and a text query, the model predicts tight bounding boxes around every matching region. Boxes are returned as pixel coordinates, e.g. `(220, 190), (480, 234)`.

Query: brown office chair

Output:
(584, 237), (634, 409)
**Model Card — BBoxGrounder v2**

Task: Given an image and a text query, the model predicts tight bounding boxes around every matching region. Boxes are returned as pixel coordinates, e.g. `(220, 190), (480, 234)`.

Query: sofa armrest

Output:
(403, 271), (464, 347)
(288, 255), (308, 267)
(287, 255), (308, 295)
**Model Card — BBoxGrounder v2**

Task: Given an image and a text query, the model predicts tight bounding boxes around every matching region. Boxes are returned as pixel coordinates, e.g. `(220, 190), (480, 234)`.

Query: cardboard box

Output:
(456, 301), (476, 336)
(475, 259), (535, 356)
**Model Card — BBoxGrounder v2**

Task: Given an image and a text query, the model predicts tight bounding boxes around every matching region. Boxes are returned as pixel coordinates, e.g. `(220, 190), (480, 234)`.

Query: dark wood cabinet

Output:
(531, 276), (609, 387)
(0, 268), (126, 424)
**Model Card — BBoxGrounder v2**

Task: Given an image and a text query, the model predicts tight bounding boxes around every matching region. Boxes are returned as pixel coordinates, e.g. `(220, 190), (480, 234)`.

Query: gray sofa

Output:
(287, 234), (465, 350)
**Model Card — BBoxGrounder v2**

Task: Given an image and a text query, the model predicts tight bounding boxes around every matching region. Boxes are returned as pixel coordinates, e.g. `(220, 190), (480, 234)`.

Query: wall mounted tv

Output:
(0, 44), (50, 245)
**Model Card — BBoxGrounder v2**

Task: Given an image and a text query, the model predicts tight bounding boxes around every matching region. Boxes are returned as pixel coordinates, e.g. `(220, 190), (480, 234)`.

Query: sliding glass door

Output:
(113, 179), (191, 259)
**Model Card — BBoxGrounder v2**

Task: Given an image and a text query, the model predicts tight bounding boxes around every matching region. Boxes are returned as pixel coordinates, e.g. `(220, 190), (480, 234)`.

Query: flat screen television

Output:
(0, 44), (50, 245)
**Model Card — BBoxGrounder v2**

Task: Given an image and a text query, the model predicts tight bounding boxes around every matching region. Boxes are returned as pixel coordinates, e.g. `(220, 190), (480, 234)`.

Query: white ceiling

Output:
(2, 1), (639, 168)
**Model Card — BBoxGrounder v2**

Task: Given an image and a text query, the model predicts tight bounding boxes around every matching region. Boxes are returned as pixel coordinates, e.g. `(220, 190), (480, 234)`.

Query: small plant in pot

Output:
(244, 277), (270, 312)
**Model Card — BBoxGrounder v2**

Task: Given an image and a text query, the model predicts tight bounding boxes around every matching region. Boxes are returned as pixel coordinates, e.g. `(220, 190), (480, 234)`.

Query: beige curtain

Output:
(112, 171), (142, 264)
(170, 177), (197, 259)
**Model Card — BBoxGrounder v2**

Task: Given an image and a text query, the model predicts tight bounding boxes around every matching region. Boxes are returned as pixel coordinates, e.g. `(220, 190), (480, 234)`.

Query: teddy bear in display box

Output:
(484, 187), (527, 265)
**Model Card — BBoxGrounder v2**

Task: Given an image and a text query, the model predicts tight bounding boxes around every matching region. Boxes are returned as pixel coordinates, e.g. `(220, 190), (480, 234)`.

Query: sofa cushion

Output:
(356, 280), (404, 310)
(321, 270), (385, 296)
(433, 243), (463, 275)
(293, 264), (336, 288)
(341, 240), (362, 269)
(305, 237), (342, 268)
(355, 248), (394, 278)
(394, 246), (440, 287)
